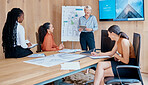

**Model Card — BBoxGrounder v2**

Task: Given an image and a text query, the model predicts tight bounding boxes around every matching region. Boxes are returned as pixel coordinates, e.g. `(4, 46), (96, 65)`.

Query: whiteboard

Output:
(61, 6), (85, 42)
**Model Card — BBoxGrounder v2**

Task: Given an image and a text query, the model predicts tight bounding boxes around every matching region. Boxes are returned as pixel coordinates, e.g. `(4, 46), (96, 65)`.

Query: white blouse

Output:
(16, 22), (28, 48)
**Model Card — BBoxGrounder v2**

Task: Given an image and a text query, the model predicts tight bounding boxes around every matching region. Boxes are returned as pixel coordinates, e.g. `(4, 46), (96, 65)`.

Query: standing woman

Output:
(38, 22), (64, 51)
(2, 8), (33, 58)
(78, 5), (98, 51)
(91, 25), (138, 85)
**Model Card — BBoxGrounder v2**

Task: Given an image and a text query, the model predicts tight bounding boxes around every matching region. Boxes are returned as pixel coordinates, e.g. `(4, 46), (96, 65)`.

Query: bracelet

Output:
(116, 51), (122, 57)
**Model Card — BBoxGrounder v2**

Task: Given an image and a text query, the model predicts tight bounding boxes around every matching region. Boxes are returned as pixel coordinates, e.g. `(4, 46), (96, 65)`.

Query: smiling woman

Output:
(38, 22), (64, 51)
(78, 5), (98, 51)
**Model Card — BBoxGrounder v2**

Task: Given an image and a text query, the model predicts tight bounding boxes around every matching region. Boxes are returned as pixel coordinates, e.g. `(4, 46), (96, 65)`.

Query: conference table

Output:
(0, 51), (105, 85)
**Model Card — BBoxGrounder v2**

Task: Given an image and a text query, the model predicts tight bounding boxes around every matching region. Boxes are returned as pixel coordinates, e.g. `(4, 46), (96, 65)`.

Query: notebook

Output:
(89, 56), (110, 59)
(61, 62), (80, 70)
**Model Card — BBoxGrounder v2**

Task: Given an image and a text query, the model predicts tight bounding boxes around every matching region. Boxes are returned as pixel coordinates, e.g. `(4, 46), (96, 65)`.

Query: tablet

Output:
(79, 25), (86, 30)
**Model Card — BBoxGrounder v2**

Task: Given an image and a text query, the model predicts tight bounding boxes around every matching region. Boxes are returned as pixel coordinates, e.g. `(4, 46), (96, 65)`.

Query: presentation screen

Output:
(99, 0), (144, 21)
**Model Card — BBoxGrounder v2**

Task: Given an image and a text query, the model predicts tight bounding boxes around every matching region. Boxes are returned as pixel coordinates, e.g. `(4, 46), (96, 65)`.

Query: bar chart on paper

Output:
(61, 6), (85, 42)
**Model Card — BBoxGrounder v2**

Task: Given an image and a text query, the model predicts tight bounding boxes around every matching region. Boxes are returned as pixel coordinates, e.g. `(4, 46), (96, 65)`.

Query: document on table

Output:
(25, 40), (38, 49)
(27, 53), (45, 57)
(24, 53), (86, 67)
(24, 57), (66, 67)
(89, 56), (111, 59)
(55, 53), (86, 61)
(58, 49), (82, 53)
(61, 62), (80, 70)
(28, 44), (38, 49)
(25, 40), (30, 43)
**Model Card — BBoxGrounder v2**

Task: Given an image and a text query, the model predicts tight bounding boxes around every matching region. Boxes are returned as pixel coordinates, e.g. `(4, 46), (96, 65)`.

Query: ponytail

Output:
(38, 22), (50, 43)
(119, 32), (129, 40)
(38, 25), (46, 43)
(108, 25), (129, 40)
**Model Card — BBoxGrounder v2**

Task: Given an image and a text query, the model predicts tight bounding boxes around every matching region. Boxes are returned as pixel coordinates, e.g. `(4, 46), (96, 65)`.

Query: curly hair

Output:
(2, 8), (24, 52)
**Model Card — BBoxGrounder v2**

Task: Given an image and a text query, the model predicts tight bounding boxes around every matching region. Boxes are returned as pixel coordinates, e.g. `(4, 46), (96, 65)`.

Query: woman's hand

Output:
(79, 28), (83, 32)
(91, 52), (97, 56)
(113, 53), (120, 61)
(27, 43), (32, 47)
(114, 57), (118, 61)
(91, 52), (104, 56)
(59, 43), (64, 50)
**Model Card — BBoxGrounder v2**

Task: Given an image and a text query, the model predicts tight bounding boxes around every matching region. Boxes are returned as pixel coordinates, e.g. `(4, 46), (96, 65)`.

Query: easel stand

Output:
(62, 41), (74, 49)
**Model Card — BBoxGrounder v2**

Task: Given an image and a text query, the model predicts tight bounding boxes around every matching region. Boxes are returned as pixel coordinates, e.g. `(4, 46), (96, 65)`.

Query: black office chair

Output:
(100, 30), (115, 52)
(80, 30), (115, 56)
(104, 33), (144, 85)
(36, 32), (42, 52)
(95, 30), (115, 52)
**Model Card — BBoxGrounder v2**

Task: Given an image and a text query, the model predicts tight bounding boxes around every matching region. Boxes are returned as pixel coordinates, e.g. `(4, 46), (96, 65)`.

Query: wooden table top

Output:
(0, 51), (104, 85)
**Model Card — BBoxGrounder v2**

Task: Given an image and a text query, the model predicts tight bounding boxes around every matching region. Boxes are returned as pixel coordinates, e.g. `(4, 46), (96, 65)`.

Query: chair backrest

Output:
(133, 33), (141, 66)
(101, 30), (115, 52)
(36, 32), (42, 52)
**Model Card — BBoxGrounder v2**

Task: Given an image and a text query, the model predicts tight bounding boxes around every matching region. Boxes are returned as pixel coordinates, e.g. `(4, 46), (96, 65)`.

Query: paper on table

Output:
(55, 53), (86, 61)
(24, 53), (86, 67)
(58, 49), (82, 53)
(25, 40), (30, 43)
(28, 44), (38, 49)
(24, 57), (67, 67)
(89, 56), (110, 59)
(61, 62), (80, 70)
(27, 53), (45, 57)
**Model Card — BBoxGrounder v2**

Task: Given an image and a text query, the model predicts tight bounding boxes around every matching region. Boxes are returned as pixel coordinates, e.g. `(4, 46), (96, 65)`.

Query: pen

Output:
(92, 48), (96, 56)
(93, 48), (95, 52)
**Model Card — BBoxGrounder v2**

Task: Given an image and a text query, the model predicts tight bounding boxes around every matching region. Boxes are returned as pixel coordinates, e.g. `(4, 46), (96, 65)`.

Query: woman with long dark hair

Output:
(38, 22), (64, 51)
(91, 25), (138, 85)
(2, 8), (33, 58)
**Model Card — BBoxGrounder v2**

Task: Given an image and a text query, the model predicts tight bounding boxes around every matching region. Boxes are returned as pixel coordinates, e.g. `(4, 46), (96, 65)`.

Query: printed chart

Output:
(61, 6), (85, 41)
(24, 53), (86, 67)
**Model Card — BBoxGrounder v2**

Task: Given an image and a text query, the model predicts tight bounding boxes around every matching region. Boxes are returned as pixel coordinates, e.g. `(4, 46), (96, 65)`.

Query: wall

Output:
(0, 0), (147, 73)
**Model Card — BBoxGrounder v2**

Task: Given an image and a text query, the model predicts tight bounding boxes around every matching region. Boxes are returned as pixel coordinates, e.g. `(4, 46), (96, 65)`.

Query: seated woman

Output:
(91, 25), (138, 85)
(2, 8), (33, 58)
(38, 22), (64, 51)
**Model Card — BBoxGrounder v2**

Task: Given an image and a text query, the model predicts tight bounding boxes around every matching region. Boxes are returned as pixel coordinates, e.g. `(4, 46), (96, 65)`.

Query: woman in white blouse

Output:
(2, 8), (33, 58)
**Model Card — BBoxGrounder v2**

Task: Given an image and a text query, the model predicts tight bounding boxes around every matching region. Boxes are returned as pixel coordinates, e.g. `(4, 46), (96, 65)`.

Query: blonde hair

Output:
(84, 5), (92, 10)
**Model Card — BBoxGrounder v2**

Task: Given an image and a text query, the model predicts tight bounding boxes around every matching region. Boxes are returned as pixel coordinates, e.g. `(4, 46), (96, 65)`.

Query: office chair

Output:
(99, 30), (115, 52)
(80, 30), (115, 55)
(104, 33), (144, 85)
(95, 30), (115, 52)
(36, 32), (42, 52)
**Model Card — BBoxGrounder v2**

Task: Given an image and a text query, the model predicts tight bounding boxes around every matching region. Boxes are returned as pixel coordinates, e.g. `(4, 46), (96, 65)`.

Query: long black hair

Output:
(108, 25), (129, 40)
(2, 8), (24, 52)
(38, 22), (50, 43)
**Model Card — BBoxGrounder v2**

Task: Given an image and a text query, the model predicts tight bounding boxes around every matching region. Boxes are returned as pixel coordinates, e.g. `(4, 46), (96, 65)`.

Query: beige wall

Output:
(0, 0), (147, 73)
